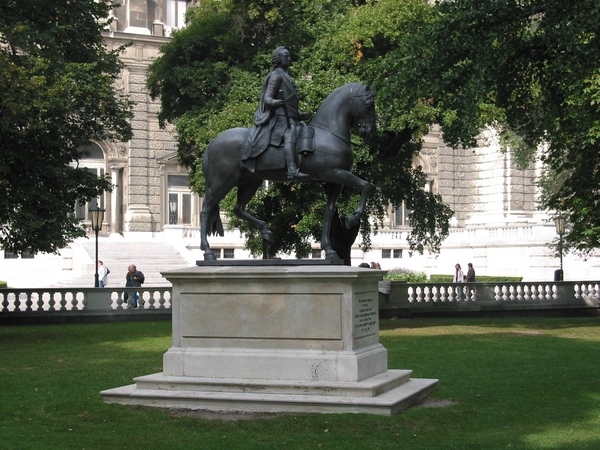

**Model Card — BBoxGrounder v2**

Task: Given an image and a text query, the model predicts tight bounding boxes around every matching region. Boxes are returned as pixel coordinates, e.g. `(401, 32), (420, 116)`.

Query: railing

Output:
(380, 280), (600, 316)
(2, 280), (599, 321)
(0, 288), (171, 313)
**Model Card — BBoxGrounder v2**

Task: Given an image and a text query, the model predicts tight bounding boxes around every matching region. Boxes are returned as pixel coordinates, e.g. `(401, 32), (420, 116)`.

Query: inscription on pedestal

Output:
(354, 297), (378, 338)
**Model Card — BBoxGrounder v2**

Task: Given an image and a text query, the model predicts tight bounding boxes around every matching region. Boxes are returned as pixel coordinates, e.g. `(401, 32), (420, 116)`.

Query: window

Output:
(382, 249), (402, 259)
(394, 203), (411, 227)
(167, 175), (192, 225)
(3, 249), (34, 259)
(311, 249), (323, 259)
(167, 0), (187, 29)
(74, 143), (106, 222)
(208, 248), (235, 259)
(3, 250), (18, 259)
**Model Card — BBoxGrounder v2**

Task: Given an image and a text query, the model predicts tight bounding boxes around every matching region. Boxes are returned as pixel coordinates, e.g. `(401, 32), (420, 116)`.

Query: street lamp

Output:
(554, 215), (565, 281)
(169, 199), (178, 225)
(90, 205), (105, 288)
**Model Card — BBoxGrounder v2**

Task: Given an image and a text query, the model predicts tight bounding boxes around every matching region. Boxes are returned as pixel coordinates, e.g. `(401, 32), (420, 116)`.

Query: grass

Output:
(0, 317), (599, 449)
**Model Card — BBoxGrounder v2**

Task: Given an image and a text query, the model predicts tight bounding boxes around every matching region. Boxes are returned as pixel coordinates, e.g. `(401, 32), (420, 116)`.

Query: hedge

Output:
(428, 275), (523, 283)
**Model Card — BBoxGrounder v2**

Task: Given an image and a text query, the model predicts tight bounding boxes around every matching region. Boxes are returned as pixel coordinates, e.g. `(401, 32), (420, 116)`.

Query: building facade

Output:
(3, 1), (598, 285)
(68, 1), (600, 281)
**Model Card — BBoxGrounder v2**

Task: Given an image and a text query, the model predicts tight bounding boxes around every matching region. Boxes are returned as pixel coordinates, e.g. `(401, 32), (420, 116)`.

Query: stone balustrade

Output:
(379, 280), (600, 317)
(2, 280), (599, 323)
(0, 287), (171, 315)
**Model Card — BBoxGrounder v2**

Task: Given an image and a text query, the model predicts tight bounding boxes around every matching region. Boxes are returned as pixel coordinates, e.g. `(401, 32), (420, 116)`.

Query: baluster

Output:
(157, 290), (165, 309)
(431, 286), (439, 303)
(439, 286), (447, 302)
(146, 290), (154, 309)
(407, 286), (414, 303)
(528, 284), (537, 301)
(415, 286), (423, 303)
(13, 292), (21, 311)
(420, 286), (427, 303)
(507, 285), (514, 301)
(493, 285), (500, 301)
(37, 292), (45, 311)
(516, 285), (523, 301)
(25, 292), (33, 311)
(581, 283), (590, 299)
(448, 285), (456, 302)
(574, 282), (582, 299)
(78, 291), (85, 310)
(60, 292), (68, 311)
(1, 293), (7, 312)
(151, 290), (160, 309)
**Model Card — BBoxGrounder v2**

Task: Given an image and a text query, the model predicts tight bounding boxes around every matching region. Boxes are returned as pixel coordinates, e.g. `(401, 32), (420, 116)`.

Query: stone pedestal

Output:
(101, 264), (438, 416)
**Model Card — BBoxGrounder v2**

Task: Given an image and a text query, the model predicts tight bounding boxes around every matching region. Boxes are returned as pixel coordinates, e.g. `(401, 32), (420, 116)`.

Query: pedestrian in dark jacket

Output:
(466, 263), (476, 282)
(126, 264), (145, 308)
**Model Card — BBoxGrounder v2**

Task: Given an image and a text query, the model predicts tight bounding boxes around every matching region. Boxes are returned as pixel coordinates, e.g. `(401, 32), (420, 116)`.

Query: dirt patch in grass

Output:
(416, 398), (457, 408)
(166, 408), (287, 421)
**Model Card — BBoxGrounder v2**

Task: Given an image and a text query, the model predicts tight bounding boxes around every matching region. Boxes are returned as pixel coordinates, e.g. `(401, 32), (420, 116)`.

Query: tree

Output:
(411, 0), (600, 254)
(148, 0), (452, 264)
(0, 0), (132, 254)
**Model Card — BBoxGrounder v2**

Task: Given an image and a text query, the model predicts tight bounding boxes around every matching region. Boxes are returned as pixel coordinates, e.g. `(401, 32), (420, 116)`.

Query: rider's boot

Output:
(284, 140), (309, 180)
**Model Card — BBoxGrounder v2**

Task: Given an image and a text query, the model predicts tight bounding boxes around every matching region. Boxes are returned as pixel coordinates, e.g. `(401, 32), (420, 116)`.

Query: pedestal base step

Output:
(101, 370), (438, 416)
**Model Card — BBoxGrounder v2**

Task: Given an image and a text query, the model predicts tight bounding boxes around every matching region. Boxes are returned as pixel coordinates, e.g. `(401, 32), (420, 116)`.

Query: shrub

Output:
(428, 275), (523, 283)
(384, 268), (428, 283)
(0, 280), (7, 288)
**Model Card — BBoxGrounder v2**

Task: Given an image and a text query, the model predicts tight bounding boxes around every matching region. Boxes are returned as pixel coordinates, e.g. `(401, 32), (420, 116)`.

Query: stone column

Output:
(110, 168), (122, 235)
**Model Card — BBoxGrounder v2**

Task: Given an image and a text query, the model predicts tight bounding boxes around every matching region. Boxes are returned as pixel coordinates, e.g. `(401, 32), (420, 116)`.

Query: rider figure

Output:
(242, 46), (310, 179)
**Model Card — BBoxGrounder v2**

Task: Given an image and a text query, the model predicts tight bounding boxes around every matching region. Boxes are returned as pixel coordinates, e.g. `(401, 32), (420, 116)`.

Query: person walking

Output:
(97, 261), (109, 288)
(466, 263), (476, 282)
(126, 264), (145, 308)
(453, 263), (464, 300)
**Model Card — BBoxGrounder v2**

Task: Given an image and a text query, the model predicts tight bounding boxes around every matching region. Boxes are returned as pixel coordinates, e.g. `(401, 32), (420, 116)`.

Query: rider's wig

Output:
(272, 46), (288, 67)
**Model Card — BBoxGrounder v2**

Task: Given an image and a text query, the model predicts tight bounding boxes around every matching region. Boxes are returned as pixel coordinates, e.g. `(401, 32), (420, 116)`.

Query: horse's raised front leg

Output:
(233, 179), (274, 243)
(321, 183), (344, 260)
(320, 169), (372, 230)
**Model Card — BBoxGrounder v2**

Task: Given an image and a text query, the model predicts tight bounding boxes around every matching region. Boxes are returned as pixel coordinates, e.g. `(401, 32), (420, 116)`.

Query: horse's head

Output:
(351, 85), (376, 139)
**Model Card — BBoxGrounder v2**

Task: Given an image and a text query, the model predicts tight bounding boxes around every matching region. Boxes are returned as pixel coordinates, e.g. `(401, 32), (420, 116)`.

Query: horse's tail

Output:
(208, 207), (224, 237)
(203, 140), (225, 237)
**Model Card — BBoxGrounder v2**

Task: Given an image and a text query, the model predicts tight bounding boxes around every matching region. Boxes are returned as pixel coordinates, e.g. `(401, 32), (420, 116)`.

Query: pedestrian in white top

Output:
(98, 260), (109, 288)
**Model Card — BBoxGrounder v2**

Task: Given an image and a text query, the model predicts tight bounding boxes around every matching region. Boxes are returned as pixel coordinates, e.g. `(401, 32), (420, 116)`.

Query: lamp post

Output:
(90, 205), (105, 288)
(554, 215), (565, 281)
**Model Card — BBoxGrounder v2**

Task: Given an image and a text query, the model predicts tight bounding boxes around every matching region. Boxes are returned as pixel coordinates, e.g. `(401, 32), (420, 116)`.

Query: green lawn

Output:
(1, 317), (599, 449)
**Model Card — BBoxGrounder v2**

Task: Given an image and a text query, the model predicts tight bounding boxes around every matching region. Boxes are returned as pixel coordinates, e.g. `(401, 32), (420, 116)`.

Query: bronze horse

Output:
(200, 82), (376, 261)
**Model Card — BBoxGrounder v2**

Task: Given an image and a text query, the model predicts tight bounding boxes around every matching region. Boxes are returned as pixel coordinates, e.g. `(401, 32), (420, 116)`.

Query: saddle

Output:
(240, 124), (315, 173)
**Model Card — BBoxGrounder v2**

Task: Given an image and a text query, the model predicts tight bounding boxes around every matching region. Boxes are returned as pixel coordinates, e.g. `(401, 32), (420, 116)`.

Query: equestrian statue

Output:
(200, 46), (376, 261)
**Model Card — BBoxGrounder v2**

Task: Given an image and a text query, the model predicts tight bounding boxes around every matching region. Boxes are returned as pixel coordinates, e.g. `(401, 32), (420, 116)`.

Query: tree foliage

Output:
(414, 0), (600, 254)
(148, 0), (453, 263)
(0, 0), (132, 254)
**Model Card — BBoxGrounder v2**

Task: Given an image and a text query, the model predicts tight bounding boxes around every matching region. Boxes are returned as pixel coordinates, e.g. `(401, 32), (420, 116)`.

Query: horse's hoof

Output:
(325, 250), (341, 260)
(261, 230), (274, 243)
(204, 252), (217, 261)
